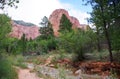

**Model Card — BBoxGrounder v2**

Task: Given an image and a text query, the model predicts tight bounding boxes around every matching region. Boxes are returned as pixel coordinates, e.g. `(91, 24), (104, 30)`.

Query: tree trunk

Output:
(100, 4), (113, 62)
(96, 28), (101, 52)
(103, 20), (113, 62)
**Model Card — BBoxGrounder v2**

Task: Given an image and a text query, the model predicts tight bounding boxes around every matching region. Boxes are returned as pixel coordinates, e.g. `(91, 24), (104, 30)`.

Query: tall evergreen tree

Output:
(39, 16), (54, 39)
(59, 14), (72, 33)
(20, 34), (27, 55)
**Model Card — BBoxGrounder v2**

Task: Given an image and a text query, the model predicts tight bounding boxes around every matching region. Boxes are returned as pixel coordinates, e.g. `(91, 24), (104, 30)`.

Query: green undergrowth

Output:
(24, 50), (75, 65)
(0, 53), (18, 79)
(86, 49), (120, 62)
(7, 54), (27, 69)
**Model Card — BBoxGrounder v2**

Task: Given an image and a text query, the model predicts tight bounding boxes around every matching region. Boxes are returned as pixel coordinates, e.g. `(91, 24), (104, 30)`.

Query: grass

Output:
(58, 67), (67, 79)
(7, 54), (28, 69)
(24, 50), (74, 65)
(84, 49), (110, 61)
(85, 49), (120, 62)
(0, 53), (18, 79)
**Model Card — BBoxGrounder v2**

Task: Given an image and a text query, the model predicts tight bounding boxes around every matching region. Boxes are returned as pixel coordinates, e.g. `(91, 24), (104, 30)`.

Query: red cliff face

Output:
(70, 16), (81, 29)
(10, 22), (40, 40)
(49, 9), (81, 36)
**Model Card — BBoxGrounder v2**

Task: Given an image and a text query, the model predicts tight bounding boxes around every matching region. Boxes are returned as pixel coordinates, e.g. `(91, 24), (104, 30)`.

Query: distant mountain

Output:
(10, 20), (40, 40)
(13, 20), (36, 26)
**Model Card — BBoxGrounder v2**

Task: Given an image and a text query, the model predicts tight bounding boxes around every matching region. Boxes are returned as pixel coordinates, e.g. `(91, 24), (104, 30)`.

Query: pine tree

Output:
(39, 16), (54, 39)
(59, 14), (72, 33)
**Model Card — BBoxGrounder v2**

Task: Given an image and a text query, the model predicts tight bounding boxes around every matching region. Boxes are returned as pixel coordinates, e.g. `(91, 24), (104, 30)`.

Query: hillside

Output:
(10, 21), (40, 40)
(14, 20), (36, 26)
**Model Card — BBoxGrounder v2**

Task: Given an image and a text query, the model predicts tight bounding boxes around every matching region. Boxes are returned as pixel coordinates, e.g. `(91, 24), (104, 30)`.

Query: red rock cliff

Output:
(49, 9), (81, 36)
(10, 22), (40, 40)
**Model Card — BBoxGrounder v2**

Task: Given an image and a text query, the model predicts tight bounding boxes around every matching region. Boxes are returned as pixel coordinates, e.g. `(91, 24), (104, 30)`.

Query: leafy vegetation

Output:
(84, 0), (120, 62)
(59, 14), (72, 33)
(0, 54), (18, 79)
(0, 0), (120, 78)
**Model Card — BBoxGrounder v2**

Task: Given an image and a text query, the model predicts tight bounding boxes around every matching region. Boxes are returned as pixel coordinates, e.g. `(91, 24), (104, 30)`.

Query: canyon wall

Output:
(10, 21), (40, 40)
(49, 9), (82, 36)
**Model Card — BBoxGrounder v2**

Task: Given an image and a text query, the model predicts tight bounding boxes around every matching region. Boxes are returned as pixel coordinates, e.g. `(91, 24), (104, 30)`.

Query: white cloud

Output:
(6, 0), (63, 26)
(0, 0), (90, 26)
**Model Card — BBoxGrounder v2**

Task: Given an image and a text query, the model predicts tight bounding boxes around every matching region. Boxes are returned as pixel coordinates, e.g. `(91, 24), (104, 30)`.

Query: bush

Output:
(8, 55), (27, 69)
(38, 38), (57, 54)
(58, 29), (96, 61)
(0, 54), (18, 79)
(47, 38), (57, 51)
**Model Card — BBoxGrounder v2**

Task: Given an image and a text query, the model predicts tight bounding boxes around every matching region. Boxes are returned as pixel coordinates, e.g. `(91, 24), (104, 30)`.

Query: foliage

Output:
(0, 54), (18, 79)
(39, 23), (54, 39)
(39, 16), (54, 39)
(39, 16), (49, 27)
(0, 14), (11, 40)
(37, 38), (57, 54)
(109, 18), (120, 51)
(83, 0), (120, 62)
(0, 14), (13, 53)
(58, 29), (96, 61)
(0, 0), (19, 9)
(0, 12), (22, 56)
(3, 38), (21, 55)
(59, 14), (72, 33)
(36, 16), (57, 54)
(19, 34), (27, 55)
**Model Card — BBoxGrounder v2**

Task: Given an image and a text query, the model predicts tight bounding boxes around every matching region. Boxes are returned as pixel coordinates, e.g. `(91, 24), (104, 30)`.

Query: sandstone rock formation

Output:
(9, 9), (88, 39)
(10, 21), (40, 40)
(49, 9), (81, 36)
(70, 16), (81, 29)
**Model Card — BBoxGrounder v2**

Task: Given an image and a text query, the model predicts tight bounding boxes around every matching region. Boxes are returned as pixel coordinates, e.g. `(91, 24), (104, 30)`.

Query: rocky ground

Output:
(17, 54), (120, 79)
(17, 62), (108, 79)
(18, 68), (43, 79)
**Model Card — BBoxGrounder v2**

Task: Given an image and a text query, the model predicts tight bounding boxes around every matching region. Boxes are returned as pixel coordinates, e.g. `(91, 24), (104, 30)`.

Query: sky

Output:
(0, 0), (92, 26)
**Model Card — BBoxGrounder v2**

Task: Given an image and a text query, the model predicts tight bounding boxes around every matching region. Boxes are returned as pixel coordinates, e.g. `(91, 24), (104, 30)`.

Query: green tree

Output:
(20, 34), (27, 55)
(39, 16), (54, 39)
(58, 29), (95, 61)
(0, 55), (18, 79)
(40, 16), (49, 27)
(59, 14), (72, 33)
(109, 17), (120, 51)
(83, 0), (120, 62)
(0, 14), (12, 53)
(108, 0), (120, 51)
(0, 14), (18, 79)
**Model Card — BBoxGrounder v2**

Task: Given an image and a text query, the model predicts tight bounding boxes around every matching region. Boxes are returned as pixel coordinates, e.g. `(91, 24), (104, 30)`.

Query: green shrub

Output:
(0, 55), (18, 79)
(7, 55), (27, 69)
(58, 29), (96, 61)
(39, 40), (48, 54)
(38, 38), (57, 54)
(47, 38), (57, 51)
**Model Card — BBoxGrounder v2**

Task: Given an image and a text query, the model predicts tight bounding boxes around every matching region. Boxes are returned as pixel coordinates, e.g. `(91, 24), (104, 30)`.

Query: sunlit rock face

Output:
(10, 21), (40, 40)
(49, 9), (81, 36)
(70, 16), (81, 29)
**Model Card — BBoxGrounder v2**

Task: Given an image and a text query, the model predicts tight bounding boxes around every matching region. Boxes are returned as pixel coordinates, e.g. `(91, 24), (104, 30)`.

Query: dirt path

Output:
(18, 68), (43, 79)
